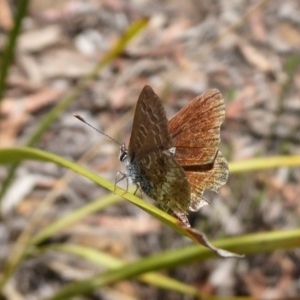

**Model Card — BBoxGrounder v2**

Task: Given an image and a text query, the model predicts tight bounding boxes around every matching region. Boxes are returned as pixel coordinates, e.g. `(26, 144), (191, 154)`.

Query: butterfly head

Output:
(119, 143), (128, 163)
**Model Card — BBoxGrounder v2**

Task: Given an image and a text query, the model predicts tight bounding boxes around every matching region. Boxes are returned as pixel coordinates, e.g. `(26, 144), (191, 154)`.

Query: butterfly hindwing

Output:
(185, 151), (228, 211)
(135, 151), (191, 226)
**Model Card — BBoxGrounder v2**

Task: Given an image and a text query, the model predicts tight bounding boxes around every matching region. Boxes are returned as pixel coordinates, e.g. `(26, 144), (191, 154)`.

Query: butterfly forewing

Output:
(128, 85), (172, 159)
(169, 89), (225, 166)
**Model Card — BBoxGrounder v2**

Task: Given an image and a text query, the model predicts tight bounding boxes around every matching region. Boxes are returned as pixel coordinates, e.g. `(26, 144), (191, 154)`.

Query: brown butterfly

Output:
(119, 86), (228, 227)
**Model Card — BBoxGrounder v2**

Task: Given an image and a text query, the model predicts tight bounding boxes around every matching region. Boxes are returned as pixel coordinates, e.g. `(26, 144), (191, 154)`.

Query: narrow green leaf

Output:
(0, 0), (29, 104)
(39, 244), (202, 298)
(43, 229), (300, 300)
(229, 156), (300, 173)
(31, 193), (124, 245)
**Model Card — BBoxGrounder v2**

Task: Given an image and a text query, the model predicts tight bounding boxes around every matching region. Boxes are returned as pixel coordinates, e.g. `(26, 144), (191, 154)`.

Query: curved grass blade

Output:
(31, 193), (125, 245)
(42, 228), (300, 300)
(0, 147), (241, 258)
(2, 148), (300, 256)
(0, 0), (29, 104)
(37, 244), (203, 299)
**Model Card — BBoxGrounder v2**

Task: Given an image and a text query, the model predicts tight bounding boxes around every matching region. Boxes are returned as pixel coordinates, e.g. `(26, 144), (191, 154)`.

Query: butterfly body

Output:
(120, 145), (154, 197)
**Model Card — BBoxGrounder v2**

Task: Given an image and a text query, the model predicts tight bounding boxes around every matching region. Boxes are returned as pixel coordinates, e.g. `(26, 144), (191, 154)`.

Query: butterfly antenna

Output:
(74, 114), (121, 146)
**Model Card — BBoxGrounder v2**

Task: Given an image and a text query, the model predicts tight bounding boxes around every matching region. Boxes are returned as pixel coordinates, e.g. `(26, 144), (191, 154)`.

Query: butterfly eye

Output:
(119, 148), (128, 162)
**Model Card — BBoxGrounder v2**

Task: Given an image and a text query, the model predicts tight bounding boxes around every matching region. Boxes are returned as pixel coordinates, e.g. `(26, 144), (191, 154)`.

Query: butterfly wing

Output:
(128, 85), (191, 226)
(128, 85), (172, 159)
(168, 89), (228, 210)
(138, 151), (191, 226)
(186, 151), (228, 210)
(169, 89), (225, 165)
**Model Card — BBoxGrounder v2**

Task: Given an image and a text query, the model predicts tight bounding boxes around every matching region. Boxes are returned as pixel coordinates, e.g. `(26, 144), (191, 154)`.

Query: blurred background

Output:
(0, 0), (300, 299)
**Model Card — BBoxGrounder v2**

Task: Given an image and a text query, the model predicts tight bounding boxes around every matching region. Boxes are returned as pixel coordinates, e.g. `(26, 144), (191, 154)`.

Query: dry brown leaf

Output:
(1, 88), (64, 116)
(39, 49), (95, 79)
(0, 114), (31, 147)
(249, 9), (266, 42)
(18, 25), (62, 52)
(243, 269), (267, 297)
(277, 22), (300, 48)
(0, 0), (13, 30)
(238, 41), (272, 72)
(108, 86), (130, 109)
(97, 216), (161, 235)
(17, 53), (43, 84)
(7, 74), (41, 92)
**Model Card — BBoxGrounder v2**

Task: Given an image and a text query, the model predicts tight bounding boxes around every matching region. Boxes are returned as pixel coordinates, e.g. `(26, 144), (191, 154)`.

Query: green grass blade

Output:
(43, 228), (300, 300)
(25, 18), (149, 148)
(0, 0), (30, 104)
(38, 244), (202, 298)
(0, 147), (221, 244)
(1, 148), (299, 299)
(229, 155), (300, 173)
(31, 193), (124, 245)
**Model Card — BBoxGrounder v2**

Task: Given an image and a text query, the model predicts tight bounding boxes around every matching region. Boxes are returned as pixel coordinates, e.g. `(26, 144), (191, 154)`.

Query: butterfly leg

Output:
(133, 185), (140, 195)
(114, 172), (128, 195)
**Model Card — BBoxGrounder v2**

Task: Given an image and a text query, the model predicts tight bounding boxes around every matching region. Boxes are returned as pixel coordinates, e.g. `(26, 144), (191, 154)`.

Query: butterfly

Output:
(119, 85), (228, 227)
